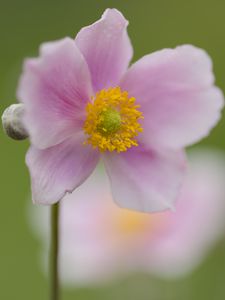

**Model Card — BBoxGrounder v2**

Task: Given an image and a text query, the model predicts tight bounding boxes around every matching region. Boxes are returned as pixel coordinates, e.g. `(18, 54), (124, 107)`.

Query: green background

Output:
(1, 0), (225, 299)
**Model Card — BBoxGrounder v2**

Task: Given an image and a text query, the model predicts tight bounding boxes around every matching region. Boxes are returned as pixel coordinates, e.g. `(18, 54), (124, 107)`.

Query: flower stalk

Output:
(50, 203), (60, 300)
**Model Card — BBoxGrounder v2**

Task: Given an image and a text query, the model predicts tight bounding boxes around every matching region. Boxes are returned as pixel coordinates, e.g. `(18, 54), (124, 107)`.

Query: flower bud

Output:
(2, 103), (28, 140)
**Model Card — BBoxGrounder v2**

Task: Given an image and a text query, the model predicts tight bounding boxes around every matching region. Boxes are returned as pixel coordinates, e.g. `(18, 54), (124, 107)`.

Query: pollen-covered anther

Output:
(83, 87), (143, 153)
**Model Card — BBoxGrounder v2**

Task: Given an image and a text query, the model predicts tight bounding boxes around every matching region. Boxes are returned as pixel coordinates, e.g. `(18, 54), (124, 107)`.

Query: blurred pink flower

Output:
(18, 9), (223, 212)
(30, 148), (225, 285)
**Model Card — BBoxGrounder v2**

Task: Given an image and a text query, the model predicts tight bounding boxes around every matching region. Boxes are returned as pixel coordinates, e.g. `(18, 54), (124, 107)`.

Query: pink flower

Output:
(18, 9), (223, 211)
(30, 148), (225, 285)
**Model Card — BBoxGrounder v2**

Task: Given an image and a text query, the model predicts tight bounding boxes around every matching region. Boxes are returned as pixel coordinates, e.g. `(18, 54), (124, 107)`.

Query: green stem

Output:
(50, 203), (60, 300)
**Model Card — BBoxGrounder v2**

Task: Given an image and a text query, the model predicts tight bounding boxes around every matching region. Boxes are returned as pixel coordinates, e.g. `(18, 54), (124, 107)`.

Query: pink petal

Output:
(29, 167), (121, 285)
(103, 146), (186, 212)
(121, 45), (224, 149)
(75, 8), (133, 92)
(18, 38), (93, 149)
(143, 148), (225, 278)
(26, 135), (99, 205)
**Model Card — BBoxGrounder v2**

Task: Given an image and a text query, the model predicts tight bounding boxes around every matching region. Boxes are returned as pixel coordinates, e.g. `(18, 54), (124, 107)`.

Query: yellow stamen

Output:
(83, 87), (143, 153)
(114, 208), (164, 236)
(116, 209), (150, 234)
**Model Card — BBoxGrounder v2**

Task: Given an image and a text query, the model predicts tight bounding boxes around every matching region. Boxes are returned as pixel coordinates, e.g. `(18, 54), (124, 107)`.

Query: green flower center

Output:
(97, 108), (121, 135)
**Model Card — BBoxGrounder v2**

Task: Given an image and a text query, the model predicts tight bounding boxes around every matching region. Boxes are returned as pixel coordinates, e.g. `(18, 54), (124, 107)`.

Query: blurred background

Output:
(1, 0), (225, 299)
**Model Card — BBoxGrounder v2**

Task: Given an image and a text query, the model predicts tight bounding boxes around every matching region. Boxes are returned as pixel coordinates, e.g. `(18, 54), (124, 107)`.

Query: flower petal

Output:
(103, 146), (186, 212)
(75, 8), (133, 92)
(26, 135), (99, 204)
(18, 37), (93, 149)
(143, 148), (225, 278)
(29, 166), (123, 285)
(121, 45), (224, 149)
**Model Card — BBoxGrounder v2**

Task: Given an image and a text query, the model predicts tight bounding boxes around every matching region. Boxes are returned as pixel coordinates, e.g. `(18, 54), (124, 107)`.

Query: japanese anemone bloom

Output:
(18, 9), (223, 211)
(30, 148), (225, 284)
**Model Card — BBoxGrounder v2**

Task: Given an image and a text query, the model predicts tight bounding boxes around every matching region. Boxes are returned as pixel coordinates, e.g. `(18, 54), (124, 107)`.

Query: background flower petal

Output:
(121, 45), (224, 149)
(75, 8), (133, 92)
(18, 37), (93, 149)
(103, 146), (186, 213)
(28, 167), (125, 285)
(142, 148), (225, 278)
(26, 135), (99, 205)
